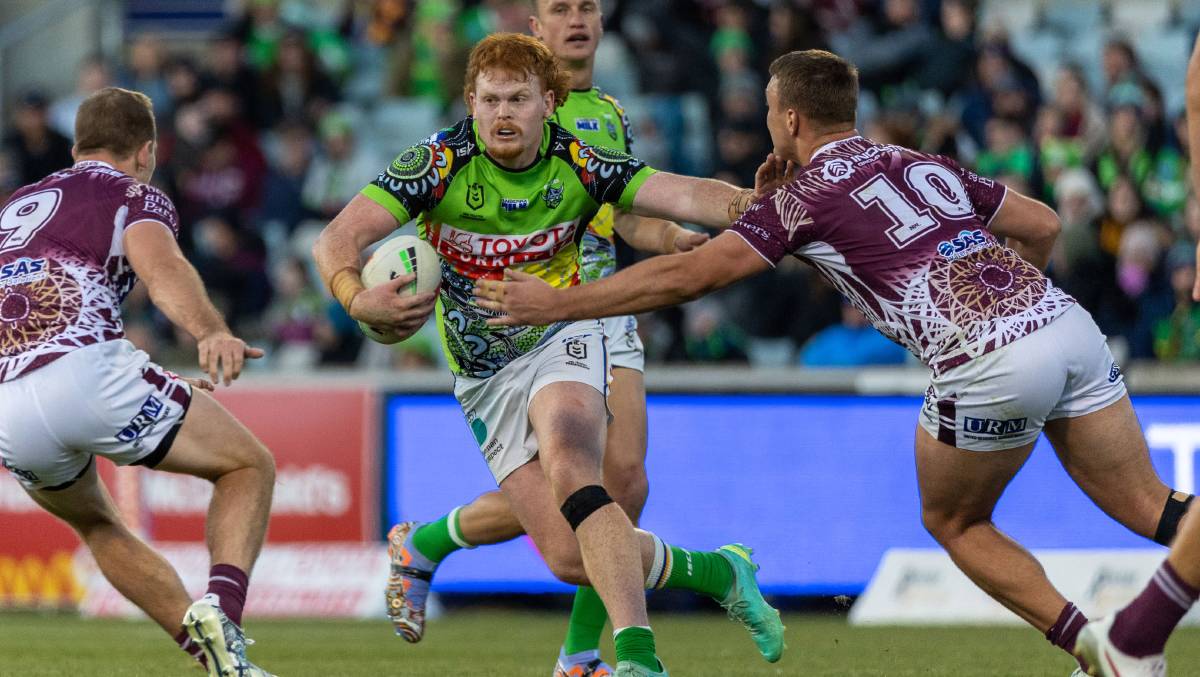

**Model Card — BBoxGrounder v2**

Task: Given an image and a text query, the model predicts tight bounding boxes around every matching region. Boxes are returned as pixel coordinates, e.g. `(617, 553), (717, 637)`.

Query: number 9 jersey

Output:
(0, 160), (180, 383)
(729, 136), (1075, 375)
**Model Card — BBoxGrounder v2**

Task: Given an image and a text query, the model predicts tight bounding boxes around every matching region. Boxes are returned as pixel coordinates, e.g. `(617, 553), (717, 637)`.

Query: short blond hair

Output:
(74, 87), (156, 158)
(463, 33), (569, 109)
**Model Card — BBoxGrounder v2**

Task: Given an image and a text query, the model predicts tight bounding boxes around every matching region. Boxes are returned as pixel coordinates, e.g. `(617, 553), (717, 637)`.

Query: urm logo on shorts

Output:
(116, 395), (166, 443)
(963, 416), (1027, 436)
(937, 230), (989, 260)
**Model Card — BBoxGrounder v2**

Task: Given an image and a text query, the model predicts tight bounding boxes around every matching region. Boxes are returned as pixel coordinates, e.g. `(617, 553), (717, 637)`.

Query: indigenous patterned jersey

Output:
(730, 136), (1075, 375)
(362, 117), (654, 378)
(551, 86), (633, 282)
(0, 161), (180, 382)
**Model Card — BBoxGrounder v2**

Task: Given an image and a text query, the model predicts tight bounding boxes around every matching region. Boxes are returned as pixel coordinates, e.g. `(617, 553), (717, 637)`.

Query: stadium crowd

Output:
(2, 0), (1199, 370)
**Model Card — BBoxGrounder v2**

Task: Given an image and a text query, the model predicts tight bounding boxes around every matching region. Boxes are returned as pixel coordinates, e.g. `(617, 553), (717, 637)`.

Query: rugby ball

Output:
(356, 234), (440, 344)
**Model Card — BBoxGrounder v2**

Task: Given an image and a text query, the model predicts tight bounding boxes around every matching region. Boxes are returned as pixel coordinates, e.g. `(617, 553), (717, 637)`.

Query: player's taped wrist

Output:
(330, 266), (366, 314)
(727, 188), (754, 222)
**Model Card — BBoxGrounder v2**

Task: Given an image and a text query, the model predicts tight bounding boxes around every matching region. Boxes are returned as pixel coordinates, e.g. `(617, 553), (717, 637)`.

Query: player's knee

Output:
(544, 546), (588, 585)
(606, 461), (648, 513)
(920, 506), (973, 545)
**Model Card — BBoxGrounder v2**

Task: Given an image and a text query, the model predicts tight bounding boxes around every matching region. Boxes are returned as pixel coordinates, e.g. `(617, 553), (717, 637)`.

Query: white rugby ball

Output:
(357, 234), (440, 344)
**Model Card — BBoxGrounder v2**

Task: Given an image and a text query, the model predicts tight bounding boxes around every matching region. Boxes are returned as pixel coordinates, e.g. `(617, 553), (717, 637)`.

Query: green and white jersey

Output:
(551, 86), (633, 282)
(361, 117), (655, 378)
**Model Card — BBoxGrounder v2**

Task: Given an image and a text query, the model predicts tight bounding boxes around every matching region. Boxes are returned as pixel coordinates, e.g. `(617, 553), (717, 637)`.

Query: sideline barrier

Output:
(385, 393), (1197, 595)
(850, 548), (1200, 625)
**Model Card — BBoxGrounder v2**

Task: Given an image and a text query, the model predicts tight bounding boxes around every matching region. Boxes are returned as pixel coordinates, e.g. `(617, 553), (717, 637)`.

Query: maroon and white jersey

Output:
(0, 160), (179, 382)
(731, 136), (1075, 374)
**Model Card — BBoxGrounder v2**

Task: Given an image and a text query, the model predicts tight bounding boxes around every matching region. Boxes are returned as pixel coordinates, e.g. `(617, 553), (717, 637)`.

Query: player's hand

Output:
(182, 376), (215, 392)
(754, 152), (796, 200)
(197, 331), (264, 386)
(673, 229), (710, 252)
(474, 270), (559, 327)
(348, 273), (438, 337)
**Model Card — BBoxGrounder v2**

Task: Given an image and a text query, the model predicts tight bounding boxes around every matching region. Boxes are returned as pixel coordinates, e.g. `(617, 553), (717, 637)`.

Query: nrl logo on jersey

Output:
(542, 178), (564, 209)
(466, 182), (485, 210)
(820, 158), (854, 183)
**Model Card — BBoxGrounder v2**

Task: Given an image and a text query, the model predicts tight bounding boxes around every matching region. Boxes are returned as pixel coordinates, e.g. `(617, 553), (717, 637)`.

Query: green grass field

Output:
(1, 610), (1197, 676)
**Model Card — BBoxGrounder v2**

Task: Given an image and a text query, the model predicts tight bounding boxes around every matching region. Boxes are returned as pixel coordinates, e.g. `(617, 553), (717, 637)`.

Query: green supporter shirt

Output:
(361, 116), (656, 378)
(551, 86), (634, 282)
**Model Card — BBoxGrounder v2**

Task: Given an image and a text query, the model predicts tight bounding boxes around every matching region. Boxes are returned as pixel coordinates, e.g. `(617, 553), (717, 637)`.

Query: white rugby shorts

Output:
(454, 321), (609, 484)
(603, 314), (644, 372)
(0, 339), (192, 490)
(919, 304), (1126, 451)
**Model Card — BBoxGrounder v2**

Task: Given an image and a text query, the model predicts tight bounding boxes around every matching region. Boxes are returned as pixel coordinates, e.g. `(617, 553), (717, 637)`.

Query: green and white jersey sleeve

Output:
(361, 117), (655, 378)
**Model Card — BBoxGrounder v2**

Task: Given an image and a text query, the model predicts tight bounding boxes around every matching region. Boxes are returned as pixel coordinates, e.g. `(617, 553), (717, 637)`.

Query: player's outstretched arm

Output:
(1187, 32), (1200, 300)
(475, 231), (769, 326)
(124, 221), (263, 385)
(312, 194), (437, 338)
(612, 212), (709, 254)
(986, 190), (1061, 271)
(629, 172), (755, 229)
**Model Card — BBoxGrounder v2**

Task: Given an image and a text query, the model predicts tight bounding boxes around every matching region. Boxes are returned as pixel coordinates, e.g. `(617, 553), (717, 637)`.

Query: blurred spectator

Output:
(914, 0), (977, 97)
(1051, 168), (1112, 311)
(192, 213), (272, 333)
(257, 121), (315, 234)
(829, 0), (933, 95)
(976, 116), (1034, 187)
(301, 111), (382, 220)
(959, 42), (1040, 146)
(120, 35), (171, 114)
(207, 32), (268, 129)
(1102, 38), (1146, 108)
(1098, 175), (1145, 257)
(265, 257), (328, 369)
(49, 55), (112, 139)
(683, 300), (749, 363)
(259, 30), (341, 128)
(3, 93), (72, 185)
(1094, 105), (1150, 194)
(164, 57), (205, 112)
(1114, 220), (1173, 358)
(1153, 248), (1200, 362)
(799, 304), (909, 367)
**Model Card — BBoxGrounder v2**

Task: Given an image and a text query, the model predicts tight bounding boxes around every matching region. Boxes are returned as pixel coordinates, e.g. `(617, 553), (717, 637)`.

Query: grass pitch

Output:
(2, 609), (1198, 676)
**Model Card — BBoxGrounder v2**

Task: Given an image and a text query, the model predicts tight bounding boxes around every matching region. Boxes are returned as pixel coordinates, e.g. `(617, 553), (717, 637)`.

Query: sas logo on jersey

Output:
(501, 198), (529, 212)
(937, 229), (990, 260)
(575, 118), (600, 132)
(466, 182), (485, 210)
(542, 178), (564, 209)
(0, 257), (47, 286)
(820, 158), (854, 183)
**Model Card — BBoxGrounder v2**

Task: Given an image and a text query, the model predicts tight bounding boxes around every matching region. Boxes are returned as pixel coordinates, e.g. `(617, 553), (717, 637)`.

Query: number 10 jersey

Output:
(729, 136), (1075, 375)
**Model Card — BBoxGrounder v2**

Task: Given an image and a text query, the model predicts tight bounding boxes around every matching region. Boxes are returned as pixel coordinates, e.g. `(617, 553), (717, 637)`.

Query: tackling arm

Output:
(987, 190), (1061, 271)
(475, 232), (770, 326)
(629, 172), (753, 229)
(612, 211), (708, 254)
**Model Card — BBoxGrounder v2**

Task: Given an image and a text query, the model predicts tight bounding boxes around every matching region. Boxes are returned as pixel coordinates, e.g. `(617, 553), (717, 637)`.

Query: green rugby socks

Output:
(410, 506), (473, 563)
(562, 586), (609, 655)
(613, 626), (657, 671)
(645, 534), (734, 601)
